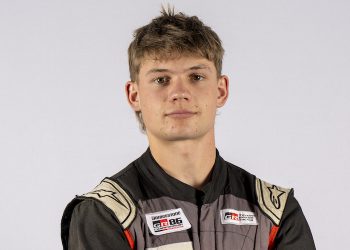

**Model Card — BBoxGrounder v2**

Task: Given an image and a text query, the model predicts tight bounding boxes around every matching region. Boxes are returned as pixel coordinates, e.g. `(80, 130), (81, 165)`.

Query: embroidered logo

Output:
(267, 185), (286, 209)
(145, 208), (191, 235)
(220, 209), (258, 225)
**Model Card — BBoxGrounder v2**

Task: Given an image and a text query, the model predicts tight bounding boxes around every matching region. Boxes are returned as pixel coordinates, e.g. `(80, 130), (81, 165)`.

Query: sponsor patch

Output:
(145, 208), (191, 235)
(220, 209), (258, 225)
(267, 185), (286, 209)
(255, 178), (291, 225)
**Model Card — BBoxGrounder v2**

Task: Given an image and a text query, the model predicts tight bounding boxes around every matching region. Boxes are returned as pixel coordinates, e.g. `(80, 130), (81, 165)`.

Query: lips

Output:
(165, 110), (197, 118)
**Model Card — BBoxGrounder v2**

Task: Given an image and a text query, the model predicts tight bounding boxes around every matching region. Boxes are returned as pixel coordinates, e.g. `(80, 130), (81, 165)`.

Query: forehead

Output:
(139, 55), (215, 74)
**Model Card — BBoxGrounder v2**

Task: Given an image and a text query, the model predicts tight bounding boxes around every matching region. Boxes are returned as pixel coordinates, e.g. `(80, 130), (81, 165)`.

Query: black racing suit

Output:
(61, 148), (316, 249)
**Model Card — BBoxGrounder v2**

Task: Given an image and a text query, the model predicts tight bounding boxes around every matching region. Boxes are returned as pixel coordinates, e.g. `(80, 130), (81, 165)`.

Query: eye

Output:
(190, 74), (205, 82)
(154, 76), (170, 85)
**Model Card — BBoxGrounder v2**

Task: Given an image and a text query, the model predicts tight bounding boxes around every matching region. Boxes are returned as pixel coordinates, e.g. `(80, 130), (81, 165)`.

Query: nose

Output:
(168, 78), (191, 102)
(171, 92), (190, 101)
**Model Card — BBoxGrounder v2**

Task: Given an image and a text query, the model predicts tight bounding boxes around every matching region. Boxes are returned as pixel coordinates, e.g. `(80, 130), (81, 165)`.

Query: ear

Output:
(125, 81), (141, 111)
(216, 75), (229, 108)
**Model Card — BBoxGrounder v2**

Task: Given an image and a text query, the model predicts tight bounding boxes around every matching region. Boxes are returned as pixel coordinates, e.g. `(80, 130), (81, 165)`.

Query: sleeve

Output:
(68, 199), (132, 250)
(273, 192), (316, 250)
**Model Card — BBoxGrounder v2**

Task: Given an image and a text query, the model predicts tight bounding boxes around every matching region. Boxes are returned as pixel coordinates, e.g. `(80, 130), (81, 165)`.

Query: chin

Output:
(161, 130), (202, 141)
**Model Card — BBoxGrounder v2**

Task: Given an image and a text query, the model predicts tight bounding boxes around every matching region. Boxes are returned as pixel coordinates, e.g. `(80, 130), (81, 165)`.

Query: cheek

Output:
(141, 94), (163, 111)
(139, 92), (164, 120)
(139, 89), (153, 107)
(202, 89), (218, 106)
(140, 86), (165, 102)
(202, 90), (219, 118)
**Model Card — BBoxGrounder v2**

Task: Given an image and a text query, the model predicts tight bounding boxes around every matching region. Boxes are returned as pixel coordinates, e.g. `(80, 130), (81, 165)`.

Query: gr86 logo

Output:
(152, 217), (183, 232)
(145, 208), (191, 235)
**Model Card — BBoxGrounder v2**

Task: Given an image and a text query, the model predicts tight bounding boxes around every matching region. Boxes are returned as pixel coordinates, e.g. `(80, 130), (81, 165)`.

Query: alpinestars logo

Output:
(145, 208), (191, 235)
(220, 209), (258, 225)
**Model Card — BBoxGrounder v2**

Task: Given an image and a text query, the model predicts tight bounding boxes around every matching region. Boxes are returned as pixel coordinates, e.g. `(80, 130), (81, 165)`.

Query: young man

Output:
(61, 8), (315, 250)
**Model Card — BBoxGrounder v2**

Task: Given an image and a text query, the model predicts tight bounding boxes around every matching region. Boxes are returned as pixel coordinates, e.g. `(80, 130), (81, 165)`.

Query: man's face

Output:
(126, 55), (229, 143)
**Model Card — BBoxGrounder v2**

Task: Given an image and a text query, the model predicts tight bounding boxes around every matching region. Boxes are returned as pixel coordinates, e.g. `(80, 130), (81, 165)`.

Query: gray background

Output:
(1, 0), (349, 249)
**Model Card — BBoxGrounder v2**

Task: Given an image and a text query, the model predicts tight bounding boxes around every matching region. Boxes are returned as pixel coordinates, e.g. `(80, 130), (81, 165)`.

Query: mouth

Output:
(165, 110), (197, 118)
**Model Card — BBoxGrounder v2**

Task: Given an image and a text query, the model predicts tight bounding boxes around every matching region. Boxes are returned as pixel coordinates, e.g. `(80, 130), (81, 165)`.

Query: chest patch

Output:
(145, 208), (191, 235)
(220, 209), (258, 226)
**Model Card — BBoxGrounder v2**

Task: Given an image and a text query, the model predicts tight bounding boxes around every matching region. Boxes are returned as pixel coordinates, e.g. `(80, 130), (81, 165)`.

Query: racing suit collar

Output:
(136, 147), (228, 206)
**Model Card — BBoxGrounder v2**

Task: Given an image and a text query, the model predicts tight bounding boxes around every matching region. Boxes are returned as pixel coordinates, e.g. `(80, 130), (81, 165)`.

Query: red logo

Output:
(224, 212), (239, 221)
(160, 219), (168, 227)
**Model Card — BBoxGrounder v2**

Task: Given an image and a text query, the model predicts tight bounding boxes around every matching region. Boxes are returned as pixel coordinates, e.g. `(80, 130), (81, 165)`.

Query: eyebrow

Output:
(146, 64), (211, 76)
(188, 64), (211, 71)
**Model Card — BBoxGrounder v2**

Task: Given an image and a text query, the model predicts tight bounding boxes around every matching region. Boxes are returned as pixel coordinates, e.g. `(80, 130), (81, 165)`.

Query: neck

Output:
(148, 132), (217, 189)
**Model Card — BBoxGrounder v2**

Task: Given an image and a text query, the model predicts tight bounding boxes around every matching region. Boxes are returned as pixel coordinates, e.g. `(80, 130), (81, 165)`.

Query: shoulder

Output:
(224, 160), (292, 226)
(223, 160), (315, 248)
(255, 178), (292, 226)
(62, 160), (141, 231)
(81, 178), (137, 228)
(62, 186), (136, 250)
(61, 178), (137, 248)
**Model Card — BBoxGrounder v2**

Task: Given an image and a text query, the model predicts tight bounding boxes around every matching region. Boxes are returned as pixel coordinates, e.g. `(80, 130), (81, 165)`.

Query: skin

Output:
(126, 55), (229, 189)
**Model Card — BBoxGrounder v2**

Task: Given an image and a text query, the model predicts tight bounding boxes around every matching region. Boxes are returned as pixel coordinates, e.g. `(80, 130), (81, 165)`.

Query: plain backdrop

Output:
(1, 0), (349, 249)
